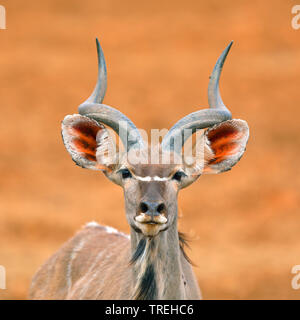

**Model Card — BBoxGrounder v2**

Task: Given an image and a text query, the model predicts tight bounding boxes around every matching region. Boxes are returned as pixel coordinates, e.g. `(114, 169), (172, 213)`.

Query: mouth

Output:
(143, 221), (159, 225)
(134, 213), (168, 236)
(135, 213), (167, 224)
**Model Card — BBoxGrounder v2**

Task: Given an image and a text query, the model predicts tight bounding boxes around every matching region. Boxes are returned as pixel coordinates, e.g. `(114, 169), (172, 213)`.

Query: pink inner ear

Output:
(69, 120), (102, 162)
(206, 122), (243, 165)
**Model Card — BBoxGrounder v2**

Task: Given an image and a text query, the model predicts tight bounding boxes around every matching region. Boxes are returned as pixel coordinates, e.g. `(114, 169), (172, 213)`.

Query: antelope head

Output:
(61, 39), (249, 240)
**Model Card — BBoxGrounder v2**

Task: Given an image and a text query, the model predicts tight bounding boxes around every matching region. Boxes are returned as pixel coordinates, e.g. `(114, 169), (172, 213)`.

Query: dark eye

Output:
(120, 169), (132, 179)
(172, 171), (186, 182)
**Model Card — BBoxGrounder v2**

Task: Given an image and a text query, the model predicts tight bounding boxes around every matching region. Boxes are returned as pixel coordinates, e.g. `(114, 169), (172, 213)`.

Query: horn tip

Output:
(95, 38), (101, 54)
(224, 40), (234, 55)
(95, 38), (105, 69)
(217, 41), (234, 69)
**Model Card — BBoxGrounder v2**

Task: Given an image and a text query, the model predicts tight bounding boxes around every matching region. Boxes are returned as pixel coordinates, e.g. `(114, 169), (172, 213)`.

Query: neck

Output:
(129, 220), (186, 300)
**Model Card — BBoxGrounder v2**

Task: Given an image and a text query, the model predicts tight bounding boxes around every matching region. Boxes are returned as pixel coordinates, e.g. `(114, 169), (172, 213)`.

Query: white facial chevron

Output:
(134, 175), (169, 182)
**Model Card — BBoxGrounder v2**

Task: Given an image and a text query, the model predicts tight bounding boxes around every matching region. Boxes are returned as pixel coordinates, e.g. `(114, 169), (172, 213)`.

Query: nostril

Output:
(157, 203), (165, 214)
(140, 202), (148, 213)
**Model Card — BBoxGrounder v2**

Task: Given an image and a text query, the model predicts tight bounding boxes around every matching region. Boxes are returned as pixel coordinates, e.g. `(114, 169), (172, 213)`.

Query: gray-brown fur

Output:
(29, 223), (201, 299)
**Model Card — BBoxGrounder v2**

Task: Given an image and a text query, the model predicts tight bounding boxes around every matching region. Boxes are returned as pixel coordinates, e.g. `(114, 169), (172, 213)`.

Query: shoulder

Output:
(82, 221), (130, 240)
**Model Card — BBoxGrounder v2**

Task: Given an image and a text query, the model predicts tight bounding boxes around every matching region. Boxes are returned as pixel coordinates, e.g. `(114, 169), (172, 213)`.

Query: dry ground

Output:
(0, 0), (299, 299)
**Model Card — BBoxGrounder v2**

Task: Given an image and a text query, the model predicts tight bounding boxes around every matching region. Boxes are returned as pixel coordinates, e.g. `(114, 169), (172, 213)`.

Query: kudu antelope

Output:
(29, 40), (249, 300)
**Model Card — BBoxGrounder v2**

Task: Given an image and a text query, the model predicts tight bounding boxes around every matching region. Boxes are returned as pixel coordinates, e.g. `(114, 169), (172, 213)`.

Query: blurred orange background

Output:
(0, 0), (299, 299)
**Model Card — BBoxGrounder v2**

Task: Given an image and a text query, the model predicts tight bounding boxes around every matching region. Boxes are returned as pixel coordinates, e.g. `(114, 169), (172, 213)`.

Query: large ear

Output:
(203, 119), (249, 174)
(61, 114), (117, 172)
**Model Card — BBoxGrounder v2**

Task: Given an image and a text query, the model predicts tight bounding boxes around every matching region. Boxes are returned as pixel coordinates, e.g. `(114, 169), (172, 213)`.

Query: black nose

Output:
(139, 201), (166, 218)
